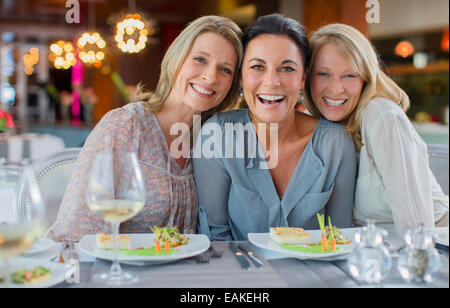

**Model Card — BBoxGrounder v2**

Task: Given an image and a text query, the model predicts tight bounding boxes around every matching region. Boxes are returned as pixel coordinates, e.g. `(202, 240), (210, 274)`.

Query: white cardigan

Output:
(353, 97), (449, 235)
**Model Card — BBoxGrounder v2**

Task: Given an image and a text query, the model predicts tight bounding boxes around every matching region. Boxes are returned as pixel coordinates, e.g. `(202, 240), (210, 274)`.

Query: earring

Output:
(239, 87), (243, 97)
(299, 90), (304, 102)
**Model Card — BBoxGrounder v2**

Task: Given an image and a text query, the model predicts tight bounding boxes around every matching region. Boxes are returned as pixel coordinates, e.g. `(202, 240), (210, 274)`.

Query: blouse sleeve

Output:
(367, 112), (435, 234)
(193, 116), (233, 241)
(45, 107), (139, 242)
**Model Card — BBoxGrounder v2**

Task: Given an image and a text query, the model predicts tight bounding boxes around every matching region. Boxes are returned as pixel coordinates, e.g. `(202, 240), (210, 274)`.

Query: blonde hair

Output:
(303, 23), (410, 151)
(136, 15), (243, 122)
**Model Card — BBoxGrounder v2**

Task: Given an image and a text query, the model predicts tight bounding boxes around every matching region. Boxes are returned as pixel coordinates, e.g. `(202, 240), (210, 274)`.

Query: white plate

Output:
(78, 233), (210, 264)
(25, 238), (58, 255)
(248, 228), (359, 260)
(0, 257), (68, 288)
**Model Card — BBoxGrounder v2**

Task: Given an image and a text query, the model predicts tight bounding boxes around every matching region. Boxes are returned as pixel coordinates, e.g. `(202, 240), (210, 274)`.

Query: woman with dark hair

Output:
(193, 14), (357, 241)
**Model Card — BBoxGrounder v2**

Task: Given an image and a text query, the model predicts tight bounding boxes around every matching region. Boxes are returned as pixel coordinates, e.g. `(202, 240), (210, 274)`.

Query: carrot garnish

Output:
(164, 241), (171, 252)
(330, 238), (336, 250)
(155, 240), (161, 253)
(321, 236), (328, 251)
(328, 216), (337, 251)
(317, 214), (328, 251)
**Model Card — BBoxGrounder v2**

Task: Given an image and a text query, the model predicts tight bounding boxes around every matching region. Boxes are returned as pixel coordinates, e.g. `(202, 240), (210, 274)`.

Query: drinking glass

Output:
(86, 152), (145, 285)
(0, 167), (47, 287)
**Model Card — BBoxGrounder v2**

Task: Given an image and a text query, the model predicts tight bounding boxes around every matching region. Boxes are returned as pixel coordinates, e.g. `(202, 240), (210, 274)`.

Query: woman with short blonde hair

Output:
(46, 15), (243, 242)
(304, 23), (448, 234)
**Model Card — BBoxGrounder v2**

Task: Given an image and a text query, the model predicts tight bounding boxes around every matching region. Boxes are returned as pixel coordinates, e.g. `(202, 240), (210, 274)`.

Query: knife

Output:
(238, 243), (263, 268)
(229, 242), (251, 270)
(435, 243), (449, 257)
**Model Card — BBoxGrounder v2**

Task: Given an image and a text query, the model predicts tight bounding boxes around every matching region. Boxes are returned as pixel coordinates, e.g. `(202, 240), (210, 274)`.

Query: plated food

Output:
(269, 227), (311, 245)
(80, 233), (210, 264)
(95, 226), (190, 256)
(0, 257), (67, 288)
(249, 216), (357, 260)
(150, 226), (190, 253)
(96, 233), (131, 250)
(11, 266), (51, 284)
(1, 266), (50, 284)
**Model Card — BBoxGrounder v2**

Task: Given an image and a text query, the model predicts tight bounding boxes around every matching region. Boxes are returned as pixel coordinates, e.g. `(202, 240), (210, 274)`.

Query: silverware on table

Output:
(238, 243), (263, 268)
(228, 242), (250, 270)
(435, 243), (449, 257)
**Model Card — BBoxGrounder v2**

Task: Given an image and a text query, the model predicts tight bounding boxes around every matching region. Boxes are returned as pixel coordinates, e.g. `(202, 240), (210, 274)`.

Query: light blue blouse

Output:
(193, 109), (356, 241)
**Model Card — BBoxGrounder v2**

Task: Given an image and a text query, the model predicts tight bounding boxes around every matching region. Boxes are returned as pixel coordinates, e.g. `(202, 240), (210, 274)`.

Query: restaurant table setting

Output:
(1, 152), (448, 288)
(1, 224), (447, 288)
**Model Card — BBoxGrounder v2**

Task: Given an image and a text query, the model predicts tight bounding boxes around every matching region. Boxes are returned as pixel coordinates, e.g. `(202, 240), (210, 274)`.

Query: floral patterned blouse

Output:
(45, 102), (198, 242)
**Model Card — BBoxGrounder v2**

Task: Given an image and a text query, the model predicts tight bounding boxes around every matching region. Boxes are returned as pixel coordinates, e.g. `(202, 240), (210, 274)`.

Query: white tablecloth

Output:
(0, 133), (65, 163)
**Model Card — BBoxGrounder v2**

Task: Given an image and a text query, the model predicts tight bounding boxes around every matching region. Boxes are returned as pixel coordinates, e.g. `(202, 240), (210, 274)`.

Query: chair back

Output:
(427, 144), (449, 195)
(14, 147), (81, 224)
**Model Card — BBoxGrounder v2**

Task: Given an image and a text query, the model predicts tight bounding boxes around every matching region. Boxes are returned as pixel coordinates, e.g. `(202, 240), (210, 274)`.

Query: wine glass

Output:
(0, 167), (47, 287)
(86, 152), (146, 285)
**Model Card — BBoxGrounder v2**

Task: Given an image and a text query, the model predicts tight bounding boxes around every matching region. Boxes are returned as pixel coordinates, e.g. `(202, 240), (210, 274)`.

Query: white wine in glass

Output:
(0, 167), (47, 287)
(86, 152), (146, 285)
(88, 200), (144, 223)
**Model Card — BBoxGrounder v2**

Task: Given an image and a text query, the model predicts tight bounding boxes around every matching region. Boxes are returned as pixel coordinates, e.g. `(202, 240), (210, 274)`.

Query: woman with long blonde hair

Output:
(304, 23), (448, 234)
(46, 15), (243, 242)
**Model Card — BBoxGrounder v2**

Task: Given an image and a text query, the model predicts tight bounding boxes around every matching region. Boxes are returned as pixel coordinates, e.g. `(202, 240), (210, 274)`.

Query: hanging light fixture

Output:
(23, 47), (39, 75)
(114, 13), (151, 53)
(49, 41), (76, 70)
(441, 28), (449, 52)
(395, 41), (415, 58)
(77, 32), (106, 67)
(76, 0), (106, 68)
(113, 0), (156, 54)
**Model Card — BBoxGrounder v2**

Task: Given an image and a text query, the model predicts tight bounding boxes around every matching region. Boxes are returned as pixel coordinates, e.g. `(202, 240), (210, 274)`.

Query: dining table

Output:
(48, 239), (448, 289)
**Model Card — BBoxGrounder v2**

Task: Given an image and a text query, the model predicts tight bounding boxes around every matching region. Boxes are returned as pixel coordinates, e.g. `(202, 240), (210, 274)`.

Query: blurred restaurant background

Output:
(0, 0), (449, 164)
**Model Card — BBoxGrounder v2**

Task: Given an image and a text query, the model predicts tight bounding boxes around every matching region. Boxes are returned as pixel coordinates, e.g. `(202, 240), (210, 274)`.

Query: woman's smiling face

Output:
(170, 31), (238, 113)
(241, 34), (305, 124)
(310, 43), (365, 123)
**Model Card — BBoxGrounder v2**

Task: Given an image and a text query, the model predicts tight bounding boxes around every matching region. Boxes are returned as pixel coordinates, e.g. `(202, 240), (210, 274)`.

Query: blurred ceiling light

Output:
(23, 47), (39, 75)
(49, 41), (76, 70)
(395, 41), (415, 58)
(0, 83), (15, 105)
(442, 28), (449, 52)
(413, 52), (428, 69)
(77, 31), (106, 66)
(114, 13), (154, 54)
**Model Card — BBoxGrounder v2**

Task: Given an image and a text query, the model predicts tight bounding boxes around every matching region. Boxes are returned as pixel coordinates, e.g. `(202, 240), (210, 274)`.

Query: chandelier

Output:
(114, 13), (154, 53)
(23, 47), (39, 75)
(77, 32), (106, 67)
(49, 41), (76, 70)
